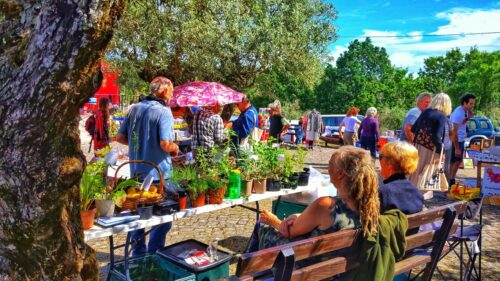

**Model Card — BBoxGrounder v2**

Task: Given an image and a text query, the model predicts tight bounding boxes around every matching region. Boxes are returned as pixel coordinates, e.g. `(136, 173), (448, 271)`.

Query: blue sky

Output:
(328, 0), (500, 74)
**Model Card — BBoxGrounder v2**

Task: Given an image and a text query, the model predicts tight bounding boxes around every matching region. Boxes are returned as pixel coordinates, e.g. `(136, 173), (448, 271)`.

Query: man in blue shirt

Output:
(228, 97), (258, 151)
(117, 76), (179, 256)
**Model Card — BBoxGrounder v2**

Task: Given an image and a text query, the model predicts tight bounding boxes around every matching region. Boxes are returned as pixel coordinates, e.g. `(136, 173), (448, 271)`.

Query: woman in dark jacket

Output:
(408, 93), (452, 199)
(379, 141), (423, 215)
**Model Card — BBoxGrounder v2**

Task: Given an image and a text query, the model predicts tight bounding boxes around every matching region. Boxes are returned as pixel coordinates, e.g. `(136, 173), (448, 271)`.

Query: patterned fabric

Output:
(258, 197), (360, 250)
(191, 108), (225, 150)
(411, 108), (447, 152)
(305, 110), (322, 141)
(169, 81), (246, 107)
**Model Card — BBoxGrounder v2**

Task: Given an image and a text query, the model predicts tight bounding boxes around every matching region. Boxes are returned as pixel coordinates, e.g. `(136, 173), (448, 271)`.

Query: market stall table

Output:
(86, 168), (330, 280)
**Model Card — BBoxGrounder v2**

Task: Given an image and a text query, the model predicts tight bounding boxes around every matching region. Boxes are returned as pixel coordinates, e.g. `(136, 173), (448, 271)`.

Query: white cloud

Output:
(389, 52), (429, 71)
(329, 45), (348, 65)
(331, 8), (500, 73)
(433, 8), (500, 34)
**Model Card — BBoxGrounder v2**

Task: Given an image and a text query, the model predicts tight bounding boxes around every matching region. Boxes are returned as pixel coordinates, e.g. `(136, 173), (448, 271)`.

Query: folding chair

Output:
(437, 197), (483, 281)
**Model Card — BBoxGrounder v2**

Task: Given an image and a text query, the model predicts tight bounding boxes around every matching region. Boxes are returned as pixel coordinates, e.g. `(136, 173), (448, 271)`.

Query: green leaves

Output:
(108, 0), (336, 90)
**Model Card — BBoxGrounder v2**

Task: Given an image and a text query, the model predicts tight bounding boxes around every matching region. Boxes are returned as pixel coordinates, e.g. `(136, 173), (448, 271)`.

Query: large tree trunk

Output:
(0, 1), (126, 280)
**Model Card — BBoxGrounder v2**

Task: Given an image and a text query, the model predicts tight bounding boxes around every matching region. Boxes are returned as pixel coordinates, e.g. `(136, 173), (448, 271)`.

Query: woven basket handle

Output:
(113, 160), (164, 195)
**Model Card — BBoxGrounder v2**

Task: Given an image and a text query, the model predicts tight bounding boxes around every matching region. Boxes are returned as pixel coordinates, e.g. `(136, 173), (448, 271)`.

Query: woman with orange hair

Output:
(339, 107), (361, 146)
(379, 141), (423, 215)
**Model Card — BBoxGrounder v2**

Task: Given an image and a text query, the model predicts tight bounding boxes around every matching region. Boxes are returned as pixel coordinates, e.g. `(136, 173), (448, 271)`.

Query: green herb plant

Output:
(186, 178), (208, 200)
(80, 160), (107, 211)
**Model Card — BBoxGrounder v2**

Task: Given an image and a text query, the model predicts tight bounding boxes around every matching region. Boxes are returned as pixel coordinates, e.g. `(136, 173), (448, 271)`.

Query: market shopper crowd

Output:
(87, 75), (479, 279)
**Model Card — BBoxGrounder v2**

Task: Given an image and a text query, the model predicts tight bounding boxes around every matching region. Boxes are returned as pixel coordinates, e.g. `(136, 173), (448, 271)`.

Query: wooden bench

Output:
(230, 201), (467, 281)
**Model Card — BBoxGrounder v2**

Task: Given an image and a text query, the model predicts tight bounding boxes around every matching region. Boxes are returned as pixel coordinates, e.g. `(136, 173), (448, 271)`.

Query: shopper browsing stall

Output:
(116, 76), (179, 256)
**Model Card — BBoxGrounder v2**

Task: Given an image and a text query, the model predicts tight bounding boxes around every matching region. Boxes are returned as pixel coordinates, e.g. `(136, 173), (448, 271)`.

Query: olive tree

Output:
(0, 1), (125, 279)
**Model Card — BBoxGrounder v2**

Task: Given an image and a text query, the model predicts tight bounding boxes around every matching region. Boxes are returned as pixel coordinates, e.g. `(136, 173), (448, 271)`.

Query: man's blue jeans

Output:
(130, 222), (172, 256)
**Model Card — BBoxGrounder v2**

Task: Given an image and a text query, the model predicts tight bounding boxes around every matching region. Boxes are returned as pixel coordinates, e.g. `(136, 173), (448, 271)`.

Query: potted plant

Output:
(240, 153), (258, 196)
(207, 177), (225, 204)
(295, 146), (310, 186)
(196, 147), (228, 204)
(80, 160), (107, 229)
(172, 165), (197, 189)
(261, 142), (282, 191)
(186, 178), (208, 207)
(96, 178), (140, 217)
(251, 142), (268, 194)
(281, 151), (299, 189)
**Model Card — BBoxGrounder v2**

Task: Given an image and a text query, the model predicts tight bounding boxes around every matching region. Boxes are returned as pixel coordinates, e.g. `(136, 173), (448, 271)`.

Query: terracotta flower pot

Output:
(190, 194), (206, 208)
(208, 188), (225, 204)
(253, 178), (266, 194)
(178, 196), (187, 210)
(81, 208), (97, 230)
(242, 179), (253, 196)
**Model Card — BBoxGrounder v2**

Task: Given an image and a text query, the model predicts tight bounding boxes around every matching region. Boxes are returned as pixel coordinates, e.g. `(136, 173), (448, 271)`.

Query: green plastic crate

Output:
(272, 200), (307, 220)
(159, 257), (229, 281)
(108, 254), (195, 281)
(157, 239), (231, 281)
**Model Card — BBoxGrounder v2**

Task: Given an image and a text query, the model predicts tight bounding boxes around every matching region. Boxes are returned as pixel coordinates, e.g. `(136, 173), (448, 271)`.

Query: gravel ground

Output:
(79, 116), (499, 280)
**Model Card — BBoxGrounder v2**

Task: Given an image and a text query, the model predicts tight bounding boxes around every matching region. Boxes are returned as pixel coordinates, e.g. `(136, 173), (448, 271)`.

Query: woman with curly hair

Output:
(249, 146), (380, 251)
(339, 107), (361, 146)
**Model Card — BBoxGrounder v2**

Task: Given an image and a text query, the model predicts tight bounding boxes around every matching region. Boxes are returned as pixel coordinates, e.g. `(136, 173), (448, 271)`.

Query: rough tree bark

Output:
(0, 1), (126, 280)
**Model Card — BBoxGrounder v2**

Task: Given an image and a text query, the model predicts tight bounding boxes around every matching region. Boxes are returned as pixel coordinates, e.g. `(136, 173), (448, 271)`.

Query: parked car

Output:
(321, 114), (364, 136)
(464, 116), (496, 147)
(320, 114), (363, 146)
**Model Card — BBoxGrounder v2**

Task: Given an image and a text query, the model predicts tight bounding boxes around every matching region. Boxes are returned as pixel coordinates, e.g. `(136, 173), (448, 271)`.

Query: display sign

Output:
(483, 165), (500, 196)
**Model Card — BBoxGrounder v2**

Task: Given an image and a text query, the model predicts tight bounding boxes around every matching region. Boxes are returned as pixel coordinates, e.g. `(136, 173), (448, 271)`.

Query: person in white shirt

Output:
(449, 93), (476, 186)
(338, 107), (361, 146)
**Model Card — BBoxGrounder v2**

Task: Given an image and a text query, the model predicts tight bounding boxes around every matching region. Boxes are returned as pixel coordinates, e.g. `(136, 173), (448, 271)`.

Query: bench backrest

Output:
(234, 201), (467, 281)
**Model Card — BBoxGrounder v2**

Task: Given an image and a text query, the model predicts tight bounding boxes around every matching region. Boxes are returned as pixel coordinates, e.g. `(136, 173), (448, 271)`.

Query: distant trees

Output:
(305, 43), (499, 129)
(420, 48), (499, 126)
(108, 0), (498, 128)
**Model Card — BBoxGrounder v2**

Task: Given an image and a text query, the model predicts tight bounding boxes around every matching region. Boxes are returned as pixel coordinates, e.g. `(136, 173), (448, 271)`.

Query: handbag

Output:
(416, 145), (447, 192)
(414, 124), (449, 192)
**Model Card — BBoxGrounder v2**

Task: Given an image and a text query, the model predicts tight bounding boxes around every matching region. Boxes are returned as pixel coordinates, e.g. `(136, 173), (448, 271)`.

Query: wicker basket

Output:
(114, 160), (164, 211)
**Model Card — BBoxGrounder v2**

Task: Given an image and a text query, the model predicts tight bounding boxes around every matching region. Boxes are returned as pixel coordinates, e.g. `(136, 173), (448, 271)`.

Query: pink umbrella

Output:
(169, 81), (246, 107)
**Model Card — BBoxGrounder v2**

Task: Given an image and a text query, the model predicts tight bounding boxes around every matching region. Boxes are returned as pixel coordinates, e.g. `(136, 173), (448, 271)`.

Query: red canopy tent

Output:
(83, 61), (120, 113)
